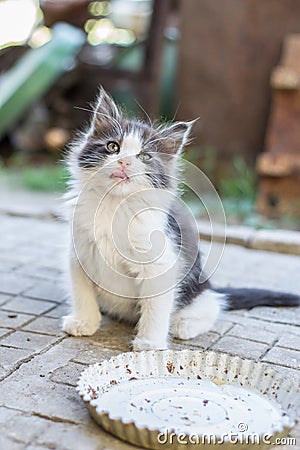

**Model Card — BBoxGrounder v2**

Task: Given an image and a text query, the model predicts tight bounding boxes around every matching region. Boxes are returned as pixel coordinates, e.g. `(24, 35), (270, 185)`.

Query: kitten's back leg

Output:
(171, 290), (226, 340)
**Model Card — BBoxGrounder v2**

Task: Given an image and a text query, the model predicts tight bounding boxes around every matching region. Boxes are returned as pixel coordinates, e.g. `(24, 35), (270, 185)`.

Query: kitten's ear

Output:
(91, 87), (121, 129)
(158, 119), (196, 154)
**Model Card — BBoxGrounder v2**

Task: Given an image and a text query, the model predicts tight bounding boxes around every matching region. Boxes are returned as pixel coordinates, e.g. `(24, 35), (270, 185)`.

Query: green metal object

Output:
(0, 23), (85, 139)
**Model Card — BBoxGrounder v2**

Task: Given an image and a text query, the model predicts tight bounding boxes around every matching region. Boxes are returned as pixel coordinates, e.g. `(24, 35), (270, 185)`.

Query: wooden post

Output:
(256, 34), (300, 217)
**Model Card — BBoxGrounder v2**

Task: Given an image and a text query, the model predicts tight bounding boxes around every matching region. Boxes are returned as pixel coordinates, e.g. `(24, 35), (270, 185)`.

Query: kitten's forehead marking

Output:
(121, 132), (142, 157)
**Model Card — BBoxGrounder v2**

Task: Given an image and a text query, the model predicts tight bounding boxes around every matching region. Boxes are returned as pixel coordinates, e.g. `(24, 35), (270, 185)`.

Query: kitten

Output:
(62, 87), (299, 351)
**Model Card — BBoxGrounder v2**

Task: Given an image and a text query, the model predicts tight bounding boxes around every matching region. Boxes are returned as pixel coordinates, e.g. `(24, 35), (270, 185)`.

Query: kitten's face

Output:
(75, 88), (193, 196)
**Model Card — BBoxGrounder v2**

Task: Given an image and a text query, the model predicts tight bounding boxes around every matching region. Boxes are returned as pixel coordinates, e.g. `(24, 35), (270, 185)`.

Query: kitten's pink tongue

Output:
(111, 170), (128, 179)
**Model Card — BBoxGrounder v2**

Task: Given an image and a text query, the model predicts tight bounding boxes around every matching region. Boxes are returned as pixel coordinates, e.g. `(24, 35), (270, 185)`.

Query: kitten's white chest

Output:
(72, 189), (176, 321)
(91, 198), (166, 320)
(94, 197), (166, 263)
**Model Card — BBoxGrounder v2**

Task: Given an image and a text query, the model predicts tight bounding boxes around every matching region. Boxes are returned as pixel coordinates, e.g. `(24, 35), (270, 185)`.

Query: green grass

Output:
(219, 156), (256, 202)
(21, 165), (69, 192)
(182, 154), (295, 229)
(0, 164), (69, 192)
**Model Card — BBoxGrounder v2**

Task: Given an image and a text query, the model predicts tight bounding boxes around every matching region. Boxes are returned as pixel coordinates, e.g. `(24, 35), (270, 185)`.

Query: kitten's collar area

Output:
(110, 169), (130, 182)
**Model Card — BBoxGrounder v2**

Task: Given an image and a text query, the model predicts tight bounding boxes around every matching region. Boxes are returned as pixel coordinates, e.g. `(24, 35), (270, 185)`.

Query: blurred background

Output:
(0, 0), (300, 230)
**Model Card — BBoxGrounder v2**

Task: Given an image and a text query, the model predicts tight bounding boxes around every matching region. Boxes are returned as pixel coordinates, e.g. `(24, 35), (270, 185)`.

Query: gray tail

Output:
(214, 287), (300, 310)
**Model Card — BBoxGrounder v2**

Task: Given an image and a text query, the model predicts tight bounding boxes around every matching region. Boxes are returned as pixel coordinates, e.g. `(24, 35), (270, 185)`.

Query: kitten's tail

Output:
(214, 287), (300, 310)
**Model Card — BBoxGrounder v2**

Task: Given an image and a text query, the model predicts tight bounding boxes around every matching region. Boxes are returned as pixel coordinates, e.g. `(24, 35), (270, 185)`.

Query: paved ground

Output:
(0, 209), (299, 449)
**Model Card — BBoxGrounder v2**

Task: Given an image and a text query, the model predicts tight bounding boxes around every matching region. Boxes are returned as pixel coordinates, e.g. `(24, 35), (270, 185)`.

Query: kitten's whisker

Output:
(146, 136), (177, 147)
(171, 102), (181, 123)
(74, 106), (95, 114)
(74, 106), (123, 135)
(134, 98), (153, 127)
(94, 111), (123, 135)
(146, 137), (165, 146)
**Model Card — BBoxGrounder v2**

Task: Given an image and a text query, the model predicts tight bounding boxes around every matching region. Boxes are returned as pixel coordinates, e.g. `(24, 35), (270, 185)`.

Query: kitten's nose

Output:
(118, 158), (131, 169)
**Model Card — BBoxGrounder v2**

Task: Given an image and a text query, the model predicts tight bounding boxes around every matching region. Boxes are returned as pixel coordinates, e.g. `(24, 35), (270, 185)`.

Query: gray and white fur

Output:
(62, 88), (299, 350)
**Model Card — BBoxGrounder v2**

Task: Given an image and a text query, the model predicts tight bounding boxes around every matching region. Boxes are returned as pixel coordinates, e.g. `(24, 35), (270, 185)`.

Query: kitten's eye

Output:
(107, 142), (120, 153)
(138, 152), (152, 161)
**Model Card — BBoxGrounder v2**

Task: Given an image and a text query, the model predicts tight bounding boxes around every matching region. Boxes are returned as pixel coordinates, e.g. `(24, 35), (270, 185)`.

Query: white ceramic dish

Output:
(77, 350), (299, 449)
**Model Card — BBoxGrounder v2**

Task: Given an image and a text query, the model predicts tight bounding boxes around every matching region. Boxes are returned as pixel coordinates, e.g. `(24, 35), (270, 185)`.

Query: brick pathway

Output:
(0, 212), (299, 449)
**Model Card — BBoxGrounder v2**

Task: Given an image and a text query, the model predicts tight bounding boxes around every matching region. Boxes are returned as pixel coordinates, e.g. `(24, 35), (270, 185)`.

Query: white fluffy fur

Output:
(171, 290), (226, 340)
(63, 124), (225, 350)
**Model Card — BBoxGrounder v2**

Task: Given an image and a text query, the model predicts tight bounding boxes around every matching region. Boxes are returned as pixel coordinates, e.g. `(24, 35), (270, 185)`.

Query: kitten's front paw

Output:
(132, 337), (168, 351)
(62, 315), (101, 336)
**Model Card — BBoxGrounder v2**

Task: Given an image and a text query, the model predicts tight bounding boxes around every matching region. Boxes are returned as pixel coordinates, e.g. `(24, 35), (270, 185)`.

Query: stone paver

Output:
(0, 330), (61, 352)
(277, 333), (300, 351)
(45, 302), (69, 319)
(0, 274), (35, 296)
(0, 293), (13, 306)
(0, 327), (12, 338)
(227, 323), (277, 345)
(212, 335), (270, 359)
(0, 309), (35, 328)
(0, 211), (299, 449)
(23, 316), (64, 336)
(248, 306), (300, 325)
(24, 279), (66, 303)
(173, 331), (220, 349)
(210, 318), (234, 335)
(0, 346), (33, 373)
(15, 264), (61, 281)
(262, 347), (300, 370)
(50, 361), (86, 387)
(2, 296), (56, 315)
